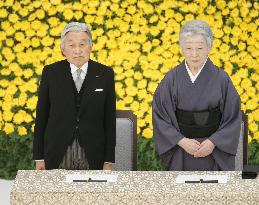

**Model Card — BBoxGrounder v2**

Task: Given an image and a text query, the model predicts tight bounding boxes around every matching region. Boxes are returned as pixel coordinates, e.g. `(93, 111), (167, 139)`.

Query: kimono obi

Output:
(175, 106), (222, 138)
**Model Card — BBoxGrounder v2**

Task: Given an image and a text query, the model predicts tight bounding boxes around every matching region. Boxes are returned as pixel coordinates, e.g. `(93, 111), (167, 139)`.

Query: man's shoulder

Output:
(44, 59), (68, 70)
(89, 59), (113, 73)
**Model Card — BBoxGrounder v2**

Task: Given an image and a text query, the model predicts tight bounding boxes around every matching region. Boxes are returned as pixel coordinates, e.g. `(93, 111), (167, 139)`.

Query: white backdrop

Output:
(0, 179), (13, 205)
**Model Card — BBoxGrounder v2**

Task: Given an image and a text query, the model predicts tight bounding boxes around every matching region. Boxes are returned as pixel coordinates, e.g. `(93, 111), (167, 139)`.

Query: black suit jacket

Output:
(33, 59), (116, 170)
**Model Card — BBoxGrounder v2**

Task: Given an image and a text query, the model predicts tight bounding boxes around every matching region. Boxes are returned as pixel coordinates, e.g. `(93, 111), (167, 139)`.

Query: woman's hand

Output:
(194, 139), (215, 158)
(177, 137), (201, 156)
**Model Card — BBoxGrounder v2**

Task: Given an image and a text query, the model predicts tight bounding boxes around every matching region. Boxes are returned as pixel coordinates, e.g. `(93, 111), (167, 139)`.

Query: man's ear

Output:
(179, 47), (183, 55)
(60, 46), (65, 55)
(89, 45), (92, 52)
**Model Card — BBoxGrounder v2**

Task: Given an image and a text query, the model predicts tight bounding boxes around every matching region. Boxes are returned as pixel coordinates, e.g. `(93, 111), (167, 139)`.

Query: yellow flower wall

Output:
(0, 0), (258, 143)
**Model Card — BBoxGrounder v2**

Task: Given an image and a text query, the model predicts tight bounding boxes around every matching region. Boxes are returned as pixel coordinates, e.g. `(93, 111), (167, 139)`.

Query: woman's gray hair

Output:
(179, 20), (214, 49)
(60, 22), (92, 48)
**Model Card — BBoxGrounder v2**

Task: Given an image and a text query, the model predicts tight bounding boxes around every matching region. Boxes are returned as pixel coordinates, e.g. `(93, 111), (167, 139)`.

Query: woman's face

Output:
(181, 35), (210, 70)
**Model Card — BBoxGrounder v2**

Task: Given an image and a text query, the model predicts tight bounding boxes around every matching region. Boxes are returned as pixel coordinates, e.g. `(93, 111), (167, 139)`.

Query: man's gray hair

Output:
(179, 20), (214, 49)
(60, 22), (92, 48)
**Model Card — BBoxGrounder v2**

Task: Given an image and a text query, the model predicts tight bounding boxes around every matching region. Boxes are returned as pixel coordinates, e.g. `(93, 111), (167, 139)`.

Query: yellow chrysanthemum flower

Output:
(246, 99), (258, 111)
(0, 8), (8, 18)
(18, 126), (27, 136)
(3, 111), (14, 122)
(240, 78), (252, 90)
(124, 96), (133, 104)
(3, 123), (15, 134)
(249, 122), (258, 133)
(8, 13), (19, 23)
(240, 93), (249, 103)
(126, 86), (138, 97)
(142, 128), (153, 139)
(116, 100), (126, 110)
(130, 101), (140, 112)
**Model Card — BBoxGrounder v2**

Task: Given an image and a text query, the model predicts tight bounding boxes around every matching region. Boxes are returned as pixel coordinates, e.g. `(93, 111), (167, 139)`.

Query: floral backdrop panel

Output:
(0, 0), (258, 154)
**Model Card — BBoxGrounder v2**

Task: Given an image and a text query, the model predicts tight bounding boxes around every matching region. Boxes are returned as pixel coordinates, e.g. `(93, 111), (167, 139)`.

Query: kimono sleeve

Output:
(152, 72), (184, 157)
(209, 74), (241, 155)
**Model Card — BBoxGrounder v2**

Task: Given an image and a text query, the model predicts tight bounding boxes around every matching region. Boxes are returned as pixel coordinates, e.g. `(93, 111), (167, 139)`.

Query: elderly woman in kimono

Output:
(152, 20), (241, 171)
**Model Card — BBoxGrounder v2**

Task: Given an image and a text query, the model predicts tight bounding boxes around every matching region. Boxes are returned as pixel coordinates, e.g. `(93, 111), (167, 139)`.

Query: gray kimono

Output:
(152, 58), (241, 171)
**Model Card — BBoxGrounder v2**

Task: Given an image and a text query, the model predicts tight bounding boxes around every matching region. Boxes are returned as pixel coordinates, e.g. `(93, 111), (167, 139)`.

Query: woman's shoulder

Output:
(163, 61), (184, 81)
(210, 62), (230, 82)
(154, 62), (184, 96)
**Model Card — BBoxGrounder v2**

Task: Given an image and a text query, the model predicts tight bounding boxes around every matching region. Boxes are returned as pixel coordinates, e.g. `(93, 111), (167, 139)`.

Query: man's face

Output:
(181, 35), (210, 70)
(61, 32), (92, 68)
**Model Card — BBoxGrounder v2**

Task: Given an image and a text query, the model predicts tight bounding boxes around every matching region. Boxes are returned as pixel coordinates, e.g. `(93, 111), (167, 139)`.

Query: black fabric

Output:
(242, 165), (259, 179)
(175, 106), (222, 138)
(33, 59), (116, 170)
(70, 73), (87, 146)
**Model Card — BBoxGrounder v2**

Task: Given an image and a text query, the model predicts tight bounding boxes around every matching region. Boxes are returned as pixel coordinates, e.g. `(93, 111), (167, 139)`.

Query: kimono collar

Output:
(185, 57), (208, 83)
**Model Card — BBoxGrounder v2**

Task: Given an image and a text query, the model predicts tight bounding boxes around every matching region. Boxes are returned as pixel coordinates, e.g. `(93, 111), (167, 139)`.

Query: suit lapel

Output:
(79, 60), (99, 115)
(60, 60), (77, 114)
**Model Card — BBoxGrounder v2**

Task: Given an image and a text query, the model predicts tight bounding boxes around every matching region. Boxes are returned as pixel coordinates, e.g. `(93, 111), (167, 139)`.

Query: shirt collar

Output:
(70, 61), (88, 74)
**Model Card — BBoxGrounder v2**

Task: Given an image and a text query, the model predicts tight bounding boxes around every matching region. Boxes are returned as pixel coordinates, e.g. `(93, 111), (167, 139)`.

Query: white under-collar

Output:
(70, 62), (88, 80)
(185, 58), (208, 83)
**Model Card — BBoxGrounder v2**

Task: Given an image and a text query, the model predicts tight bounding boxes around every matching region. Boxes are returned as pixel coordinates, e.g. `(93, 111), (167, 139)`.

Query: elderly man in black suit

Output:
(33, 22), (116, 170)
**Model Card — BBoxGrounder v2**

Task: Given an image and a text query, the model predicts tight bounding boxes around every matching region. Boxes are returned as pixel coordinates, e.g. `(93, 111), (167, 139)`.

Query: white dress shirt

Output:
(70, 62), (88, 81)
